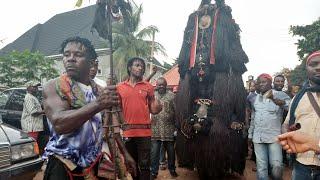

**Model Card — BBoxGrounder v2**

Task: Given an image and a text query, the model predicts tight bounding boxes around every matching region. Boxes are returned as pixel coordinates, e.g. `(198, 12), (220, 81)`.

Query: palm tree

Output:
(112, 3), (166, 80)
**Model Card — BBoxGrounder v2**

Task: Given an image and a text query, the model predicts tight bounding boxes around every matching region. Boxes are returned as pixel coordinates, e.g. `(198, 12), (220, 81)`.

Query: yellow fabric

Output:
(283, 92), (320, 166)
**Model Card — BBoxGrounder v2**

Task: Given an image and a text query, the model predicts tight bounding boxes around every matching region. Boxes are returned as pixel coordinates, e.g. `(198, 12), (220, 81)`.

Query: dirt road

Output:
(33, 159), (292, 180)
(156, 160), (291, 180)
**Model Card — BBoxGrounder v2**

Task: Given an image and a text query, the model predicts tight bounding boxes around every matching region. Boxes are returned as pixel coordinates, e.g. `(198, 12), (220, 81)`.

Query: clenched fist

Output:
(97, 85), (120, 109)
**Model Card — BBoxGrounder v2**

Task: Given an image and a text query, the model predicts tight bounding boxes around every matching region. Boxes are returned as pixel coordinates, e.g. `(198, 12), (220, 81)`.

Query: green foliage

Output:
(75, 0), (83, 7)
(290, 60), (307, 85)
(288, 18), (320, 85)
(112, 3), (166, 78)
(290, 18), (320, 60)
(0, 50), (58, 88)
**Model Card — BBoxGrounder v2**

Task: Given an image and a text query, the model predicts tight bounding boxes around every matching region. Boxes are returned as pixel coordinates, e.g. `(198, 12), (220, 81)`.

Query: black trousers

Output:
(125, 137), (151, 180)
(43, 156), (84, 180)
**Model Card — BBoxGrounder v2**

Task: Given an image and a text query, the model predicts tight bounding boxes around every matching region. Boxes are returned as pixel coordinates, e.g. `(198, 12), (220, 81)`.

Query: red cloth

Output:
(189, 8), (220, 69)
(306, 51), (320, 65)
(209, 8), (220, 65)
(258, 73), (272, 81)
(28, 132), (39, 141)
(117, 80), (154, 137)
(189, 15), (198, 69)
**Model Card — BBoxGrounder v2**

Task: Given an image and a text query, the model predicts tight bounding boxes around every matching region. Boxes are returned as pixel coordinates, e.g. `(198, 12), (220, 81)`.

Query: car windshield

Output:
(0, 91), (11, 109)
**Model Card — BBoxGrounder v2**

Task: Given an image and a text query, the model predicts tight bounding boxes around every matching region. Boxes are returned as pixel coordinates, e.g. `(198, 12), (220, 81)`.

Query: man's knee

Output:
(271, 163), (283, 180)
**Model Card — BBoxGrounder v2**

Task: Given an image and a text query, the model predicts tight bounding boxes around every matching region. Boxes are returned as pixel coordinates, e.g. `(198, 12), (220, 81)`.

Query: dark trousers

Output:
(293, 160), (320, 180)
(44, 156), (84, 180)
(159, 142), (166, 164)
(125, 137), (151, 180)
(151, 140), (176, 175)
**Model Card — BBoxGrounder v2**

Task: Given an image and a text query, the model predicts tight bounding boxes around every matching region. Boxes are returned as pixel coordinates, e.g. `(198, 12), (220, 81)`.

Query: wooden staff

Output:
(103, 0), (126, 179)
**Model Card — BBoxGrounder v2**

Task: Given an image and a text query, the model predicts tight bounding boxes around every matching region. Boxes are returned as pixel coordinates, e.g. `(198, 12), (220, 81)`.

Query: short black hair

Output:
(60, 36), (98, 61)
(274, 74), (285, 81)
(126, 57), (146, 76)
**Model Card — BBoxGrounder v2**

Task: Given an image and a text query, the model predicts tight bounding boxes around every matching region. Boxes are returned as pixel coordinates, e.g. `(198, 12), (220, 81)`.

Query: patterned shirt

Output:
(43, 82), (103, 168)
(21, 93), (43, 132)
(248, 90), (291, 143)
(151, 91), (176, 141)
(283, 92), (320, 166)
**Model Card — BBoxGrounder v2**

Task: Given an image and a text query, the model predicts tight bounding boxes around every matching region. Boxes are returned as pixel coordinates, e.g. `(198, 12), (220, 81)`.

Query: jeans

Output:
(151, 140), (176, 175)
(159, 142), (166, 165)
(293, 160), (320, 180)
(254, 142), (283, 180)
(125, 137), (151, 180)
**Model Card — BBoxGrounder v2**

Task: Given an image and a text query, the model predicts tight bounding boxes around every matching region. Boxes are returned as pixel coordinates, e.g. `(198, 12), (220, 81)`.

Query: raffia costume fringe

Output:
(176, 1), (248, 178)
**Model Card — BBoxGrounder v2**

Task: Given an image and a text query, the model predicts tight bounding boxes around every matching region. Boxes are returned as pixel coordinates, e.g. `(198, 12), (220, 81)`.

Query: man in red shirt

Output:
(117, 57), (162, 180)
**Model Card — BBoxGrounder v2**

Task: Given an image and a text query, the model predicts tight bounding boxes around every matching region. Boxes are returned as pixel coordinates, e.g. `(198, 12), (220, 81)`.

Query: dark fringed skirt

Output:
(176, 72), (247, 178)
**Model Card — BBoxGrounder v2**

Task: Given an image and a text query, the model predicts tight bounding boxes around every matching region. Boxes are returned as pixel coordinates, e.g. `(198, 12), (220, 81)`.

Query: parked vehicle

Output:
(0, 87), (43, 129)
(0, 114), (43, 179)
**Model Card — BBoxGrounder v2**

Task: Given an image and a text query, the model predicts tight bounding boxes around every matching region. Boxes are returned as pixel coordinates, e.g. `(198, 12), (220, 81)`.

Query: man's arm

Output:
(248, 111), (255, 139)
(147, 85), (162, 114)
(43, 80), (119, 135)
(149, 96), (162, 115)
(114, 134), (137, 176)
(145, 66), (157, 82)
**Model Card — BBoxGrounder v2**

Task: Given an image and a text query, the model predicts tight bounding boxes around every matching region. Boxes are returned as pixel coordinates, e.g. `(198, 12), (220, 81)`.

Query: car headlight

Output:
(11, 142), (39, 161)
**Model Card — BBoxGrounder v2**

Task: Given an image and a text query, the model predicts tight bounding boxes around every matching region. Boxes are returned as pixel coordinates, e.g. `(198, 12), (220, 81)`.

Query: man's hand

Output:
(151, 66), (158, 74)
(272, 99), (285, 106)
(277, 131), (320, 153)
(31, 110), (45, 117)
(149, 96), (163, 114)
(124, 152), (137, 177)
(97, 85), (119, 109)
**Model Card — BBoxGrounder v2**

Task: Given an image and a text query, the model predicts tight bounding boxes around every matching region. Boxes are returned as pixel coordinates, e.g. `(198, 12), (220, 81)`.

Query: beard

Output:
(310, 76), (320, 85)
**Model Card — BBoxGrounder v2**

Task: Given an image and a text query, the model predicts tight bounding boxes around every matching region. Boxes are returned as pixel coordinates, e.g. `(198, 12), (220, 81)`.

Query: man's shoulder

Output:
(43, 78), (59, 95)
(117, 81), (128, 90)
(140, 80), (153, 87)
(166, 91), (175, 100)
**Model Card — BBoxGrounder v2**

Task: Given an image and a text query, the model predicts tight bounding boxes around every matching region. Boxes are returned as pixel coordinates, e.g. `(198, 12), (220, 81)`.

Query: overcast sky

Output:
(0, 0), (319, 80)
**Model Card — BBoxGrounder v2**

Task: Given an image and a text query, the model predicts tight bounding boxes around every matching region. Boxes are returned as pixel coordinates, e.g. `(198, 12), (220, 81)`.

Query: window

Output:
(6, 89), (26, 111)
(0, 90), (12, 109)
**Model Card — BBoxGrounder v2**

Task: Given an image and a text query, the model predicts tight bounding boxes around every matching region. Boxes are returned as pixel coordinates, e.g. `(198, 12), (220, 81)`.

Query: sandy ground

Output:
(33, 159), (292, 180)
(155, 160), (291, 180)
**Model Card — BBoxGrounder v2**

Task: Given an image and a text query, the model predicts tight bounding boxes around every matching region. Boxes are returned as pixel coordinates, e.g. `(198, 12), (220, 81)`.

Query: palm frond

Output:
(136, 25), (159, 39)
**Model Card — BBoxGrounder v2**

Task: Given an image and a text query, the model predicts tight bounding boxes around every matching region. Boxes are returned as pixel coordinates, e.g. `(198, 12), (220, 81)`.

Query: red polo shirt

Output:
(117, 80), (154, 137)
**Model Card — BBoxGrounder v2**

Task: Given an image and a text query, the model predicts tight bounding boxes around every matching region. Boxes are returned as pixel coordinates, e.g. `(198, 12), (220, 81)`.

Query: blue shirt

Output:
(246, 92), (257, 110)
(43, 83), (103, 168)
(248, 90), (291, 143)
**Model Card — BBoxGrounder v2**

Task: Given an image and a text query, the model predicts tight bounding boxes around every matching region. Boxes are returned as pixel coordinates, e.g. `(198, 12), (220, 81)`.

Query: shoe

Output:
(170, 171), (178, 177)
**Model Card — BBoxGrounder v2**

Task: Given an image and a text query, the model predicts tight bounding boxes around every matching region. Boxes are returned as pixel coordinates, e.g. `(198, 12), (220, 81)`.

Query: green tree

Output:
(289, 18), (320, 85)
(0, 50), (58, 88)
(112, 4), (166, 78)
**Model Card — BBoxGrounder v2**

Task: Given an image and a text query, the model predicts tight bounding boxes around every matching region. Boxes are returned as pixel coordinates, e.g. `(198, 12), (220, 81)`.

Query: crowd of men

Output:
(246, 50), (320, 180)
(19, 36), (320, 180)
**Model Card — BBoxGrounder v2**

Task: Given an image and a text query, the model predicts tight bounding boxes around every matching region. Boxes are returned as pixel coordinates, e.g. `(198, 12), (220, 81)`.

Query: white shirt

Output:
(93, 77), (107, 87)
(21, 93), (43, 132)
